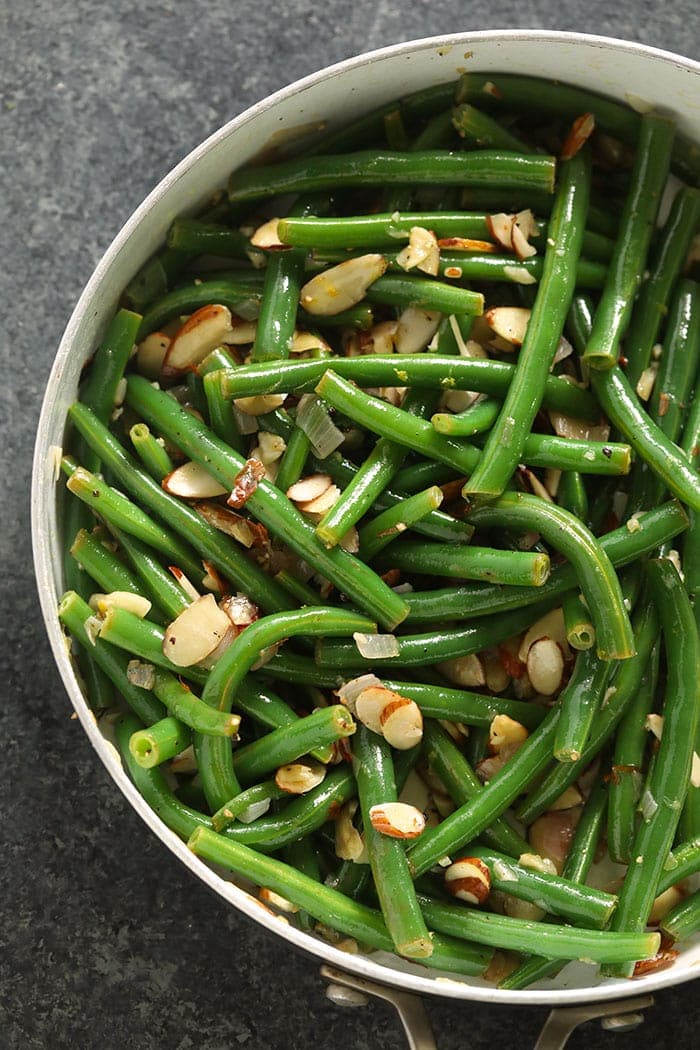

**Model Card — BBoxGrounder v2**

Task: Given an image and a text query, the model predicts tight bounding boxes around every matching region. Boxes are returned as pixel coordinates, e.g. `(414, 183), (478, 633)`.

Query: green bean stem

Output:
(660, 890), (700, 943)
(391, 680), (546, 731)
(129, 422), (175, 481)
(431, 399), (501, 437)
(212, 781), (286, 833)
(358, 486), (445, 560)
(375, 540), (550, 587)
(129, 717), (192, 769)
(69, 527), (144, 599)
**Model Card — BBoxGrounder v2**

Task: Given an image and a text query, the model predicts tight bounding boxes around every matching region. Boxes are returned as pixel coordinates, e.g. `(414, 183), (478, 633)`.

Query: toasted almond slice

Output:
(548, 401), (610, 442)
(257, 431), (287, 465)
(486, 306), (531, 346)
(395, 226), (440, 276)
(636, 365), (658, 402)
(486, 213), (515, 251)
(162, 460), (228, 499)
(511, 222), (538, 260)
(380, 697), (423, 750)
(518, 608), (568, 661)
(286, 474), (333, 503)
(561, 112), (596, 160)
(220, 593), (259, 627)
(233, 393), (288, 415)
(290, 329), (333, 355)
(162, 593), (233, 666)
(527, 638), (565, 696)
(334, 799), (367, 862)
(275, 760), (327, 794)
(646, 713), (664, 740)
(548, 784), (584, 811)
(369, 802), (426, 839)
(436, 654), (485, 689)
(250, 217), (283, 248)
(394, 306), (442, 355)
(445, 857), (491, 904)
(300, 254), (387, 315)
(489, 714), (529, 754)
(221, 318), (257, 345)
(258, 887), (299, 913)
(361, 319), (397, 355)
(519, 852), (558, 876)
(194, 501), (258, 547)
(162, 305), (234, 376)
(503, 265), (537, 285)
(90, 591), (152, 618)
(437, 237), (497, 253)
(355, 685), (399, 733)
(136, 332), (171, 379)
(298, 483), (340, 515)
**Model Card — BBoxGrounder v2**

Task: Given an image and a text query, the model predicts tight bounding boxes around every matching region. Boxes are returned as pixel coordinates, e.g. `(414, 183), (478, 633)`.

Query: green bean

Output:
(69, 527), (144, 599)
(401, 501), (687, 624)
(188, 828), (490, 973)
(650, 280), (700, 443)
(353, 727), (433, 957)
(466, 493), (634, 660)
(217, 354), (599, 421)
(108, 527), (192, 621)
(431, 399), (501, 437)
(58, 592), (166, 726)
(68, 402), (295, 614)
(232, 705), (355, 785)
(199, 349), (246, 454)
(554, 649), (615, 762)
(129, 717), (192, 769)
(516, 595), (657, 824)
(129, 422), (175, 481)
(451, 103), (532, 151)
(124, 247), (195, 311)
(315, 600), (559, 672)
(590, 366), (700, 511)
(125, 374), (409, 630)
(660, 890), (700, 943)
(375, 541), (550, 588)
(273, 423), (311, 494)
(557, 470), (588, 523)
(422, 721), (530, 857)
(467, 846), (616, 929)
(499, 781), (611, 989)
(166, 217), (259, 261)
(212, 780), (286, 832)
(138, 277), (264, 337)
(456, 70), (700, 186)
(562, 591), (595, 651)
(603, 560), (700, 977)
(261, 651), (344, 688)
(277, 211), (518, 249)
(407, 706), (559, 878)
(363, 273), (484, 315)
(65, 463), (205, 585)
(272, 570), (321, 607)
(387, 680), (546, 732)
(463, 148), (590, 499)
(607, 641), (660, 864)
(417, 894), (658, 965)
(582, 115), (675, 371)
(316, 371), (629, 478)
(358, 486), (445, 559)
(228, 149), (557, 203)
(153, 668), (240, 737)
(624, 187), (700, 387)
(657, 836), (700, 895)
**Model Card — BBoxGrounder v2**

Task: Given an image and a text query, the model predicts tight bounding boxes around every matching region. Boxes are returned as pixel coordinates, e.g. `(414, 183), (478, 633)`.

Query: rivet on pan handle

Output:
(321, 965), (437, 1050)
(534, 995), (654, 1050)
(321, 965), (654, 1050)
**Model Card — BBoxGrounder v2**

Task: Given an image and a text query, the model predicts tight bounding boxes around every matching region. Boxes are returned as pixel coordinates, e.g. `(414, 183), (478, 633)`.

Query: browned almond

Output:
(275, 760), (326, 794)
(394, 306), (442, 355)
(233, 393), (287, 415)
(395, 226), (440, 275)
(561, 112), (596, 160)
(527, 638), (565, 696)
(136, 332), (170, 379)
(379, 696), (423, 750)
(444, 857), (491, 904)
(258, 887), (299, 913)
(437, 237), (497, 253)
(368, 802), (426, 839)
(486, 212), (515, 251)
(511, 209), (538, 259)
(220, 593), (259, 627)
(162, 304), (234, 376)
(162, 594), (233, 666)
(633, 947), (679, 977)
(227, 458), (266, 509)
(489, 714), (529, 754)
(518, 608), (568, 661)
(250, 217), (283, 248)
(528, 808), (582, 873)
(355, 685), (400, 733)
(436, 653), (485, 689)
(89, 591), (152, 618)
(334, 799), (367, 862)
(289, 329), (333, 355)
(485, 305), (531, 346)
(286, 474), (333, 503)
(162, 460), (228, 499)
(300, 254), (387, 315)
(297, 484), (341, 516)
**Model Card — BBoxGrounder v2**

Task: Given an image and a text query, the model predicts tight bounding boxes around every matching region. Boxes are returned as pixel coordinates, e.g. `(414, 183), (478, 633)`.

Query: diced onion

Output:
(296, 394), (344, 458)
(336, 673), (384, 711)
(352, 632), (400, 659)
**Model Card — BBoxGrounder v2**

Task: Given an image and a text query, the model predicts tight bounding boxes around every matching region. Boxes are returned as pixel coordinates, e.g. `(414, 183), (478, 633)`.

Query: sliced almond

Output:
(379, 697), (423, 750)
(518, 608), (568, 662)
(227, 458), (266, 509)
(486, 306), (531, 346)
(126, 659), (156, 690)
(162, 460), (227, 499)
(136, 332), (171, 379)
(511, 209), (538, 259)
(489, 714), (529, 754)
(162, 593), (233, 666)
(645, 713), (664, 741)
(290, 329), (333, 355)
(395, 226), (440, 275)
(233, 393), (287, 415)
(162, 304), (234, 377)
(194, 501), (258, 547)
(519, 852), (558, 876)
(286, 474), (333, 503)
(369, 802), (426, 839)
(300, 254), (387, 315)
(561, 112), (596, 160)
(548, 784), (584, 811)
(437, 237), (497, 253)
(256, 431), (286, 465)
(394, 306), (442, 355)
(275, 760), (326, 794)
(298, 484), (341, 516)
(334, 799), (367, 862)
(528, 808), (582, 874)
(355, 685), (399, 733)
(360, 319), (397, 355)
(503, 265), (537, 285)
(648, 885), (684, 925)
(168, 565), (201, 603)
(89, 591), (152, 618)
(436, 654), (485, 689)
(636, 365), (658, 402)
(221, 318), (257, 345)
(445, 857), (491, 904)
(220, 593), (259, 627)
(486, 213), (515, 251)
(258, 887), (299, 913)
(527, 638), (565, 696)
(250, 217), (283, 248)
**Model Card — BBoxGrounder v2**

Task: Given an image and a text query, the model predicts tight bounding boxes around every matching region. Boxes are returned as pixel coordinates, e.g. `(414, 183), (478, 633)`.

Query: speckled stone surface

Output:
(3, 3), (700, 1047)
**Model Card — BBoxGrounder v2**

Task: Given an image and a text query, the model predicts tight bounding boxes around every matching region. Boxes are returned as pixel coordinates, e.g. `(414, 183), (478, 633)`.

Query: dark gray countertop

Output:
(3, 3), (700, 1047)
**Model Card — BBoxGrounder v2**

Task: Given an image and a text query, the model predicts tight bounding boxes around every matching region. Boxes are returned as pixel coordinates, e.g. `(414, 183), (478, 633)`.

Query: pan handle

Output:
(320, 965), (653, 1049)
